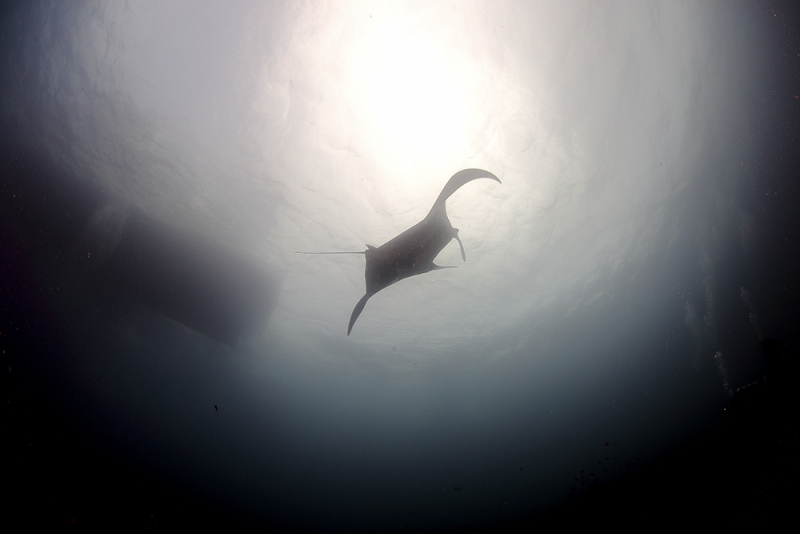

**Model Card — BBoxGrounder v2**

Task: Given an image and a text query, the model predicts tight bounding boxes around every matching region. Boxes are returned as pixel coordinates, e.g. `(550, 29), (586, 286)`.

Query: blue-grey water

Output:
(2, 1), (797, 531)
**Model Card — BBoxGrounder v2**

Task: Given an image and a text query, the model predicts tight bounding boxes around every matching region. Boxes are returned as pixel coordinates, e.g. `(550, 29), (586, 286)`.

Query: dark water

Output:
(2, 1), (798, 531)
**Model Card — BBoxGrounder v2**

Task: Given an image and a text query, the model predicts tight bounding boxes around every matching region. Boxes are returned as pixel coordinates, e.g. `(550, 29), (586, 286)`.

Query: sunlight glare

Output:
(347, 17), (473, 181)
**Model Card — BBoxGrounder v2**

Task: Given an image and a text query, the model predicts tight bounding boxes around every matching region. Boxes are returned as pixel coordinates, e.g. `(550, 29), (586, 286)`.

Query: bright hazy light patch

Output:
(346, 16), (471, 178)
(10, 0), (749, 356)
(247, 1), (731, 349)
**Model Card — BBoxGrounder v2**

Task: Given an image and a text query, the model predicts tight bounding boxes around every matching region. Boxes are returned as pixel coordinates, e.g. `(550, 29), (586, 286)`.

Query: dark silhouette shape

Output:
(102, 213), (283, 346)
(299, 169), (500, 334)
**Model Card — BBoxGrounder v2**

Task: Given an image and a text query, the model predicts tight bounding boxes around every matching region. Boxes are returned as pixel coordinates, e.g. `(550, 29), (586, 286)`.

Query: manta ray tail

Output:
(348, 293), (371, 335)
(430, 168), (502, 213)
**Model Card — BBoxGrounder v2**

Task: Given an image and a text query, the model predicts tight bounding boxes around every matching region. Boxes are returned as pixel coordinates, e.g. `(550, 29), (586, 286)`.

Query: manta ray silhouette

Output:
(299, 169), (501, 334)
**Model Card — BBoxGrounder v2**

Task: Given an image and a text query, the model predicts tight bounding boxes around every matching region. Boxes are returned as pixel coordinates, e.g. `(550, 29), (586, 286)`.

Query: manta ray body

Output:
(301, 169), (501, 334)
